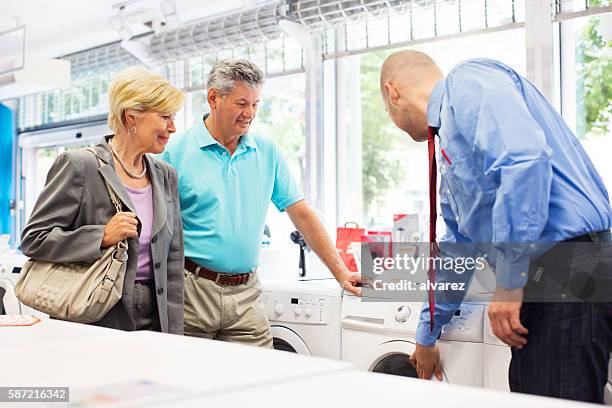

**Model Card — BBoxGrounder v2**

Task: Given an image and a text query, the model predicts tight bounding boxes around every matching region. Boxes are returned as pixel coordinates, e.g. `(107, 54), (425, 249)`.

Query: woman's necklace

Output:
(108, 139), (147, 179)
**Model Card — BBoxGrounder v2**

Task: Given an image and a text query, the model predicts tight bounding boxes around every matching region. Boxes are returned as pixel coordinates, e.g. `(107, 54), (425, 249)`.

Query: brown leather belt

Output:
(185, 259), (252, 286)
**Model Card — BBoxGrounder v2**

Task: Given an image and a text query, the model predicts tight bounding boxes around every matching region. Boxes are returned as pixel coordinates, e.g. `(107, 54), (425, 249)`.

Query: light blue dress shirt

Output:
(160, 113), (304, 273)
(416, 58), (612, 346)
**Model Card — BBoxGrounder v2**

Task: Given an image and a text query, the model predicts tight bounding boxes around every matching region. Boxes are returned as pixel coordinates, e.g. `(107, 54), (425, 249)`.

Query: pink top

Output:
(124, 184), (154, 282)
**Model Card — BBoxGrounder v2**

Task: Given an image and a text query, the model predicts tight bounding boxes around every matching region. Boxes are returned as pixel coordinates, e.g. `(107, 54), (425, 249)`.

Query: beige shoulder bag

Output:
(15, 148), (128, 323)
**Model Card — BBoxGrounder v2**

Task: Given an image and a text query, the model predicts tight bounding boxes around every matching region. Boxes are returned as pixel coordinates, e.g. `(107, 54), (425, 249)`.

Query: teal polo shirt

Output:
(160, 114), (304, 273)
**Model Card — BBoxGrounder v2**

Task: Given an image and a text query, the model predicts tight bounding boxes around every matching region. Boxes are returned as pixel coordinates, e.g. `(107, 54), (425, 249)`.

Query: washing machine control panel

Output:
(439, 303), (484, 342)
(261, 291), (331, 325)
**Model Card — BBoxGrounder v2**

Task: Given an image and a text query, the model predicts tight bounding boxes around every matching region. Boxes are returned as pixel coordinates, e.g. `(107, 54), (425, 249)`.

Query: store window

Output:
(21, 142), (94, 233)
(336, 28), (527, 232)
(250, 73), (306, 191)
(559, 11), (612, 192)
(22, 147), (57, 222)
(253, 73), (306, 248)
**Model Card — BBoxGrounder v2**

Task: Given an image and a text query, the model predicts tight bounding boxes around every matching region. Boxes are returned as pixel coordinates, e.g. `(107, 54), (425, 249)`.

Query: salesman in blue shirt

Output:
(379, 50), (612, 403)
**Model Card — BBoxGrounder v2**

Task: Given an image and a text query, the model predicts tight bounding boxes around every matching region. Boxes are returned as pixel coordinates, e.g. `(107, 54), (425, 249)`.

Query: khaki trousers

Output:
(183, 269), (272, 348)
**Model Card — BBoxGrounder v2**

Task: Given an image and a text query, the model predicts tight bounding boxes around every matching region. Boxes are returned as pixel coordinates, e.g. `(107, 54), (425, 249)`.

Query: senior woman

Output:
(21, 66), (185, 333)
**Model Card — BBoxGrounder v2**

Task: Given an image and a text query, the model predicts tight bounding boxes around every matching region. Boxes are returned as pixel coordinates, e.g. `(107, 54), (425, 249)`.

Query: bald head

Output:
(379, 51), (443, 142)
(380, 50), (442, 92)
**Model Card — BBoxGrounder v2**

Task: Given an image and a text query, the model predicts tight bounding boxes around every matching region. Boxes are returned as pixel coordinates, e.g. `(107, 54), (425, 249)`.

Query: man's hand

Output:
(286, 201), (366, 296)
(488, 286), (528, 348)
(410, 343), (443, 381)
(338, 271), (362, 296)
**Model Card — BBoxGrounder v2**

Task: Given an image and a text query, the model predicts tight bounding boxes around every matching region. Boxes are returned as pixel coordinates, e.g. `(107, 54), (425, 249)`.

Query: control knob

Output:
(274, 302), (285, 316)
(395, 305), (411, 322)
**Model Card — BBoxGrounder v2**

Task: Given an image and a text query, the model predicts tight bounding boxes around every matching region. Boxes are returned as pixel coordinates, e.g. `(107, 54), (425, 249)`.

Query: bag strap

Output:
(84, 147), (129, 261)
(84, 147), (123, 214)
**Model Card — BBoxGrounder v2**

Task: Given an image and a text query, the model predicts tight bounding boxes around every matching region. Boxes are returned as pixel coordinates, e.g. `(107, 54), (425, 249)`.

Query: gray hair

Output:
(206, 59), (265, 96)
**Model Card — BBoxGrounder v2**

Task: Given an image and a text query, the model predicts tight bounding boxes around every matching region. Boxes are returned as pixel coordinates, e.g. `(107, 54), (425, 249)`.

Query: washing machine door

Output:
(270, 326), (311, 356)
(366, 340), (448, 382)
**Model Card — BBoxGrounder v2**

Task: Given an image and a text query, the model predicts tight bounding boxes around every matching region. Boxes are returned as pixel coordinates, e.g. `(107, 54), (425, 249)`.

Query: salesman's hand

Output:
(410, 343), (443, 381)
(102, 212), (138, 248)
(488, 286), (529, 348)
(338, 271), (363, 296)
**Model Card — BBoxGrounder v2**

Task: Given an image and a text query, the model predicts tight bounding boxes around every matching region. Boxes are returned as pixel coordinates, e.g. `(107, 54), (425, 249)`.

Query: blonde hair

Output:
(107, 66), (185, 132)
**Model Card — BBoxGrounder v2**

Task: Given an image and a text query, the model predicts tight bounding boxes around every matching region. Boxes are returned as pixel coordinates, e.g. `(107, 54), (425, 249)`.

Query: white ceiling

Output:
(0, 0), (268, 59)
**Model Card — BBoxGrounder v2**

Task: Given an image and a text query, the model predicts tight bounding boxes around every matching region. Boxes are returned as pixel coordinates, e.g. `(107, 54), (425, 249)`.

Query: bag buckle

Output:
(112, 241), (129, 262)
(99, 276), (115, 302)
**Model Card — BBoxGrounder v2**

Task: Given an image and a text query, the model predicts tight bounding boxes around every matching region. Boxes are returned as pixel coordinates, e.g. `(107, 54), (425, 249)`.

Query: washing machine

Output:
(483, 305), (511, 391)
(0, 252), (48, 318)
(605, 357), (612, 405)
(260, 278), (342, 360)
(341, 293), (484, 387)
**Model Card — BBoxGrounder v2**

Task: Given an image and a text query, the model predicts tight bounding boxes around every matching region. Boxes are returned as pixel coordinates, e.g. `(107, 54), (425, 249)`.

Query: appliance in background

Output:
(258, 232), (334, 282)
(0, 277), (20, 314)
(341, 293), (484, 387)
(289, 231), (307, 278)
(392, 214), (421, 243)
(483, 306), (511, 391)
(0, 252), (48, 319)
(605, 358), (612, 404)
(260, 278), (342, 360)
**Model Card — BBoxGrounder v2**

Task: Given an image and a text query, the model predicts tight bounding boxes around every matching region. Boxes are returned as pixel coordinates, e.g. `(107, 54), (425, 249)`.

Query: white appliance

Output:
(341, 293), (484, 387)
(0, 252), (47, 319)
(0, 276), (21, 314)
(483, 306), (512, 391)
(605, 357), (612, 405)
(260, 278), (342, 359)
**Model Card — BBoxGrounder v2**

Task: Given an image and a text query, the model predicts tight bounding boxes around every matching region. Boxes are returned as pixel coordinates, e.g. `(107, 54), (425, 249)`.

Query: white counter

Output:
(0, 318), (123, 349)
(0, 319), (598, 407)
(172, 370), (598, 408)
(0, 320), (351, 398)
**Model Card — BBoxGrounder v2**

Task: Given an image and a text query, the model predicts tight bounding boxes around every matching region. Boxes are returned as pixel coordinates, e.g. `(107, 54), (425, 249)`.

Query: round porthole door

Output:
(270, 326), (311, 356)
(367, 340), (448, 382)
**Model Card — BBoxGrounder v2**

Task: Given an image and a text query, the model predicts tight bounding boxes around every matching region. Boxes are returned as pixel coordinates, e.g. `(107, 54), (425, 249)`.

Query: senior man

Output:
(161, 59), (361, 347)
(379, 51), (612, 403)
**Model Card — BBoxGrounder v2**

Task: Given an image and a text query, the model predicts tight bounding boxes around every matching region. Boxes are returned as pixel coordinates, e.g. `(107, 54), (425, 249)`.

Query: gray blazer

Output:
(21, 136), (184, 334)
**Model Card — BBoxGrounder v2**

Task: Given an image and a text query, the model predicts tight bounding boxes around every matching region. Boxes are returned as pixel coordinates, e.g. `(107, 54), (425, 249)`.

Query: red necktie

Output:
(427, 126), (439, 332)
